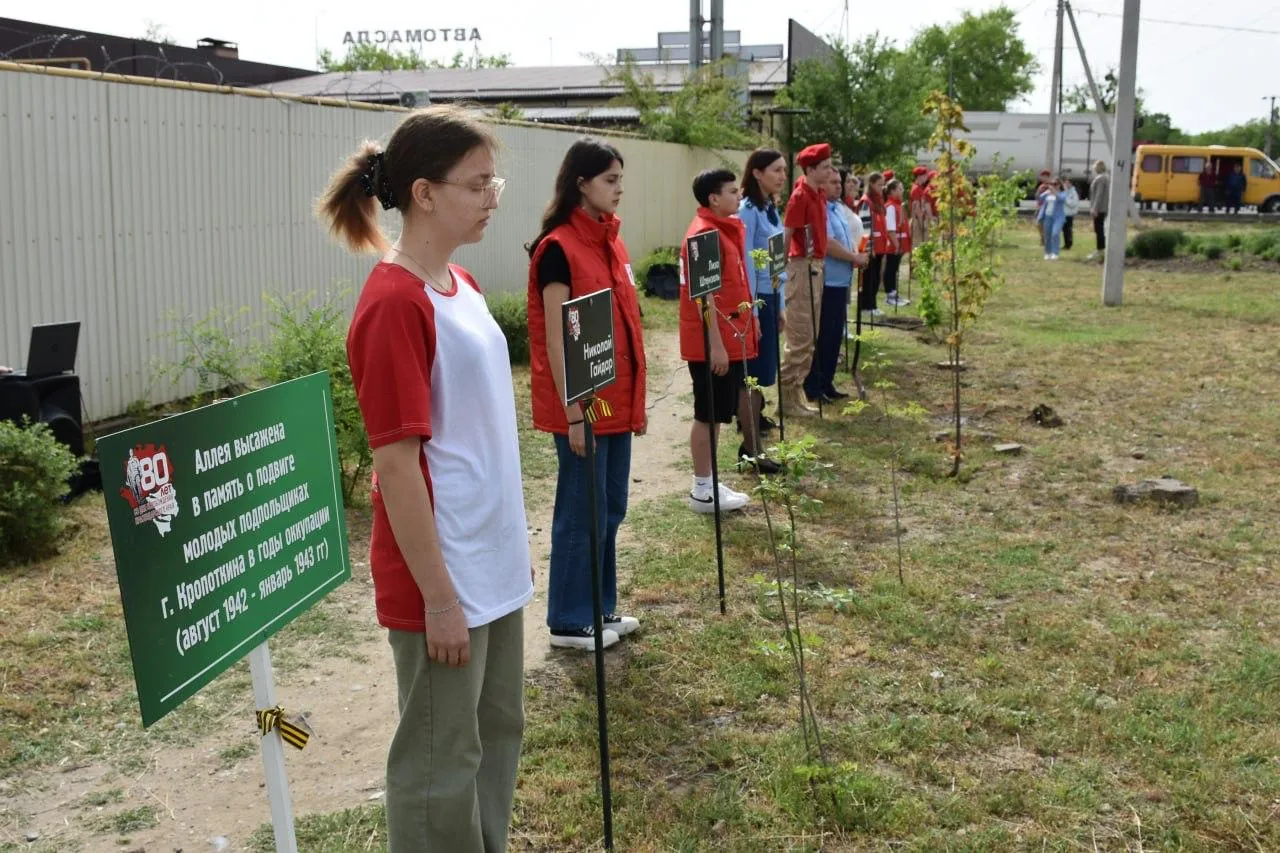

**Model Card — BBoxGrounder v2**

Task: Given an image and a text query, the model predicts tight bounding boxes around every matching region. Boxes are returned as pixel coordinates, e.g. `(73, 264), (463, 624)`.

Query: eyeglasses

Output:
(433, 176), (507, 203)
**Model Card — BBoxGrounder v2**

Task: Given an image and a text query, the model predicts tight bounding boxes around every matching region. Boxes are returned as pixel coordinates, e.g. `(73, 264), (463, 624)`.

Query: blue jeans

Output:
(547, 432), (631, 631)
(1045, 224), (1062, 256)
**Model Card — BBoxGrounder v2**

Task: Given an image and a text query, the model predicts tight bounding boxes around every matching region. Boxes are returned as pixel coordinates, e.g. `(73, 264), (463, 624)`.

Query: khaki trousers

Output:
(385, 608), (525, 852)
(781, 257), (824, 390)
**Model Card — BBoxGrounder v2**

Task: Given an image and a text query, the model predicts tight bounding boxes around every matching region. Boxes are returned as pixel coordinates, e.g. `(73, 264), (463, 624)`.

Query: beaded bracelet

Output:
(426, 598), (460, 616)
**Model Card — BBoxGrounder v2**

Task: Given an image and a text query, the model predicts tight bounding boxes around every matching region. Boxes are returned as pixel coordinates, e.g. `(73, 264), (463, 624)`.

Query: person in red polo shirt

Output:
(526, 138), (647, 651)
(780, 142), (832, 417)
(679, 168), (763, 513)
(324, 105), (532, 852)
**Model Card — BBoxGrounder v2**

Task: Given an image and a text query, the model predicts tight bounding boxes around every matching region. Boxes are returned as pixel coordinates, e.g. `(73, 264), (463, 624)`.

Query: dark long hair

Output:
(741, 147), (785, 209)
(526, 137), (624, 256)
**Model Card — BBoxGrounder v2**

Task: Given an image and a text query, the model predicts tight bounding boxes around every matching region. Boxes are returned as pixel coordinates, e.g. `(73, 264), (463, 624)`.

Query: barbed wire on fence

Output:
(2, 30), (436, 113)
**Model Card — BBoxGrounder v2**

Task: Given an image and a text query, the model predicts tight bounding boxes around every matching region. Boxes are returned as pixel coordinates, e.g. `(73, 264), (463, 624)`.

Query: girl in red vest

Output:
(680, 168), (762, 512)
(323, 105), (531, 852)
(858, 172), (891, 317)
(883, 179), (910, 308)
(526, 138), (647, 651)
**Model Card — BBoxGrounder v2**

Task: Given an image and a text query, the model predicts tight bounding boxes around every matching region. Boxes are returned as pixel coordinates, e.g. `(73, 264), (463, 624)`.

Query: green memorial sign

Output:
(685, 230), (723, 301)
(99, 372), (351, 727)
(768, 232), (786, 278)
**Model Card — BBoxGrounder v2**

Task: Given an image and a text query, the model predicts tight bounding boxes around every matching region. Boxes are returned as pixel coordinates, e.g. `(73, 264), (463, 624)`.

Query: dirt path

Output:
(5, 331), (694, 853)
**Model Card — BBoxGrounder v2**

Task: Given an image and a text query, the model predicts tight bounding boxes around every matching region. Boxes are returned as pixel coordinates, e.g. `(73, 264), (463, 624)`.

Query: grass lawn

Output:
(6, 222), (1279, 852)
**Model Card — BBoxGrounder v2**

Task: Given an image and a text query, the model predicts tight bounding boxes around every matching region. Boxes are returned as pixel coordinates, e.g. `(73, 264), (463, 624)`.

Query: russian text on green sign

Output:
(98, 372), (352, 727)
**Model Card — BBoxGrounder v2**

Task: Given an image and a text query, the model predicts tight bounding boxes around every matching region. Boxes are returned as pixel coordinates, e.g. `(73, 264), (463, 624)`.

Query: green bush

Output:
(157, 305), (254, 404)
(1186, 235), (1226, 260)
(260, 291), (369, 503)
(486, 292), (530, 366)
(1244, 230), (1280, 256)
(1227, 257), (1244, 272)
(0, 419), (80, 565)
(1128, 229), (1185, 260)
(1225, 233), (1244, 250)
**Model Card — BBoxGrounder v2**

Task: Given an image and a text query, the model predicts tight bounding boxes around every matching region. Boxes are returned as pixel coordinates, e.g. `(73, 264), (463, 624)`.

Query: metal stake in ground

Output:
(804, 225), (823, 419)
(850, 265), (867, 400)
(686, 229), (728, 615)
(559, 288), (620, 850)
(580, 406), (614, 851)
(699, 298), (728, 615)
(767, 232), (788, 442)
(772, 271), (786, 442)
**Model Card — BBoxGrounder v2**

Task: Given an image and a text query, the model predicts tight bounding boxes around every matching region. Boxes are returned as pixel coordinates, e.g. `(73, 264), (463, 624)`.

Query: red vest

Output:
(891, 198), (910, 254)
(678, 208), (758, 363)
(527, 208), (647, 436)
(863, 192), (893, 255)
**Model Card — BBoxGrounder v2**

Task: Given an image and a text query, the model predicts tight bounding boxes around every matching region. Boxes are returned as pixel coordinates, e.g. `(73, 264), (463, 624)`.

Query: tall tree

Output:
(777, 35), (931, 168)
(605, 58), (761, 149)
(907, 7), (1039, 111)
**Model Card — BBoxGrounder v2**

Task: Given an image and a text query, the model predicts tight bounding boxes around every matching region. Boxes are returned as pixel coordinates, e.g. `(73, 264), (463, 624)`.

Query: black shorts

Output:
(688, 361), (745, 424)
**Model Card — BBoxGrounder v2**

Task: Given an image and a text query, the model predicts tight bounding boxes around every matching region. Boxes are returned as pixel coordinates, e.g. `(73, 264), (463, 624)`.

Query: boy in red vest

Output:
(780, 142), (833, 417)
(680, 168), (759, 513)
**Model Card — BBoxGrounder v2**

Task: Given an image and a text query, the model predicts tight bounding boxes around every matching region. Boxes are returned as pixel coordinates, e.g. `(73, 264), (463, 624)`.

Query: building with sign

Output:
(266, 29), (799, 128)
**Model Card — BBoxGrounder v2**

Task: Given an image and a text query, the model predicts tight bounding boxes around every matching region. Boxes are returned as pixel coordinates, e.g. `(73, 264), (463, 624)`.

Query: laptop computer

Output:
(8, 322), (81, 378)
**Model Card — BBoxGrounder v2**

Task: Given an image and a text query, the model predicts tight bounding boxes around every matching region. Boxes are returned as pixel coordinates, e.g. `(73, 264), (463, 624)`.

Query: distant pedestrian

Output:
(1061, 175), (1080, 251)
(1224, 163), (1247, 214)
(1198, 161), (1217, 212)
(1088, 160), (1109, 259)
(1037, 179), (1067, 260)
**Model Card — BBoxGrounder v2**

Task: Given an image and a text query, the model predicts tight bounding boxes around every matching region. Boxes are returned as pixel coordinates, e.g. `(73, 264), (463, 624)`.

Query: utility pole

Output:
(1066, 1), (1139, 221)
(709, 0), (724, 63)
(689, 0), (702, 71)
(1045, 0), (1065, 171)
(1102, 0), (1140, 308)
(1265, 96), (1278, 159)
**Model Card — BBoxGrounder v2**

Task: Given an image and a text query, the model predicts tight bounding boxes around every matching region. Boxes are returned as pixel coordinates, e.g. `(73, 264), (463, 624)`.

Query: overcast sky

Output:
(11, 0), (1278, 134)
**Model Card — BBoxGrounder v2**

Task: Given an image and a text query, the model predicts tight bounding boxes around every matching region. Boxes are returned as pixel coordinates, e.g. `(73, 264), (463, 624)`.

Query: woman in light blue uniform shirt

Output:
(807, 168), (866, 400)
(739, 147), (788, 452)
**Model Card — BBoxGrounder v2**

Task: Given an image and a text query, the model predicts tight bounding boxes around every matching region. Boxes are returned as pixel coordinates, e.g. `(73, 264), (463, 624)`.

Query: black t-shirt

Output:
(536, 242), (572, 289)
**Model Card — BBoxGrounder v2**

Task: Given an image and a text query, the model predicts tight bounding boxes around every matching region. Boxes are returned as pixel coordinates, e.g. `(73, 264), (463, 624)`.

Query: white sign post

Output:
(249, 641), (299, 853)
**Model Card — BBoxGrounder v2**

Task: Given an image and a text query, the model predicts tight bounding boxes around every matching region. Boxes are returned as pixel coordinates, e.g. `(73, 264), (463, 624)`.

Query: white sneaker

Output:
(550, 626), (620, 650)
(604, 613), (640, 637)
(1044, 254), (1052, 260)
(689, 483), (748, 514)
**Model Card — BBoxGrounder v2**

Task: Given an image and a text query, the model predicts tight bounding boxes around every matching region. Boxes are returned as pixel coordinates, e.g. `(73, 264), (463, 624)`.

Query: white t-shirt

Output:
(422, 271), (534, 628)
(885, 204), (899, 232)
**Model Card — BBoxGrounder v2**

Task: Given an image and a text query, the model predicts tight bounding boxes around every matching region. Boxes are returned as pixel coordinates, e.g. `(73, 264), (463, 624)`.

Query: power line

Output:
(1071, 6), (1280, 35)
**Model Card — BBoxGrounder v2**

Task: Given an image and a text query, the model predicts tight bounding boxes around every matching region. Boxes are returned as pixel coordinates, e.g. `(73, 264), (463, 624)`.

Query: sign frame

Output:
(98, 371), (352, 728)
(767, 231), (787, 278)
(685, 230), (723, 301)
(560, 288), (617, 406)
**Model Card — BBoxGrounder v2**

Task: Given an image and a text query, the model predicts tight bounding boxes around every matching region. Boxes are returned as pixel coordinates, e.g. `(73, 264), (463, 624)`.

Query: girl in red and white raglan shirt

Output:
(882, 178), (910, 308)
(321, 105), (533, 853)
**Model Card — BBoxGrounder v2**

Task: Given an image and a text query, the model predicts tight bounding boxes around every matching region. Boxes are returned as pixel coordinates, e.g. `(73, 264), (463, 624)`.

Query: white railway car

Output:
(917, 111), (1113, 184)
